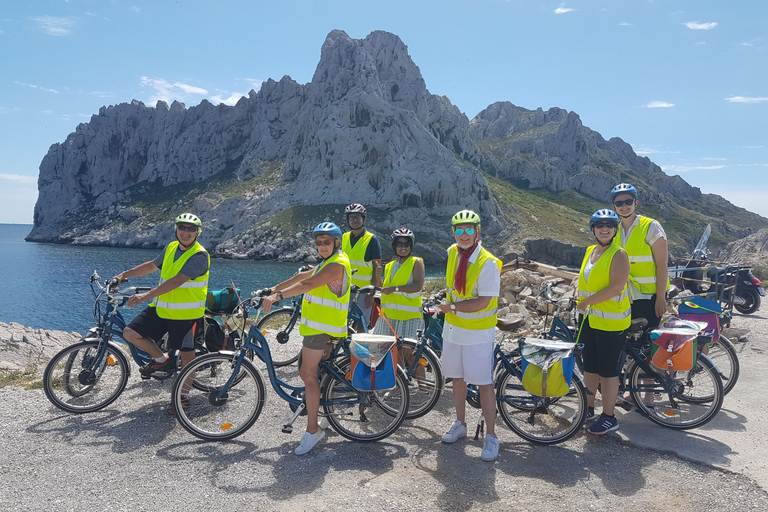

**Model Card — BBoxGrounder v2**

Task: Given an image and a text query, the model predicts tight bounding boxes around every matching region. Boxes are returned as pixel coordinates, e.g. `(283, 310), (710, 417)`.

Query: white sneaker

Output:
(295, 429), (325, 455)
(441, 420), (467, 443)
(318, 416), (330, 430)
(481, 434), (499, 461)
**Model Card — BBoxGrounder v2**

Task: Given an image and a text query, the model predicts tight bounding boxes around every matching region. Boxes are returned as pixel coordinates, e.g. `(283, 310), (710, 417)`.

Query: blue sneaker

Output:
(587, 414), (619, 435)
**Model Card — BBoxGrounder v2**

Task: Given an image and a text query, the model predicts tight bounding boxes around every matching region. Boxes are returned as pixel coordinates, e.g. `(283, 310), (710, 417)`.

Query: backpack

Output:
(349, 334), (398, 391)
(519, 338), (575, 397)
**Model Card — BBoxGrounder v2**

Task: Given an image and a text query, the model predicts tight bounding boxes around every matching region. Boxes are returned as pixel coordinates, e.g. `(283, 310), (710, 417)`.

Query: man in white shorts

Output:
(438, 210), (502, 462)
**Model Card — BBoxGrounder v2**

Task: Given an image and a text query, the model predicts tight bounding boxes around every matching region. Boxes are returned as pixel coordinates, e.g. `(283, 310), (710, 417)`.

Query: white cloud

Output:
(238, 78), (264, 91)
(703, 157), (727, 161)
(645, 101), (675, 108)
(741, 145), (764, 149)
(740, 42), (754, 47)
(0, 173), (37, 184)
(32, 16), (75, 36)
(132, 6), (141, 13)
(174, 82), (208, 95)
(555, 7), (575, 14)
(211, 93), (247, 106)
(683, 21), (718, 30)
(15, 81), (59, 94)
(618, 22), (632, 27)
(737, 163), (768, 167)
(90, 91), (114, 98)
(140, 76), (208, 104)
(725, 96), (768, 104)
(634, 147), (680, 155)
(662, 164), (725, 173)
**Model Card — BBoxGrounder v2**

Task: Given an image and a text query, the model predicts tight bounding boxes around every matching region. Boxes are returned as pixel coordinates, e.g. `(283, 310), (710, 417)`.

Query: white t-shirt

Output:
(442, 243), (501, 346)
(618, 215), (667, 301)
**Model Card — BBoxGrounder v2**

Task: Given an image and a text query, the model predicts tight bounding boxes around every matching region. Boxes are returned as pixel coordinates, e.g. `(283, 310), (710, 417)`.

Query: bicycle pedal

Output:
(281, 425), (293, 434)
(620, 401), (633, 412)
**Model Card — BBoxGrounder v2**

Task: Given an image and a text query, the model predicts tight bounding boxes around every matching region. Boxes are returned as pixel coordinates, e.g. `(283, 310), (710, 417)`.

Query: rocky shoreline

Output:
(0, 322), (79, 373)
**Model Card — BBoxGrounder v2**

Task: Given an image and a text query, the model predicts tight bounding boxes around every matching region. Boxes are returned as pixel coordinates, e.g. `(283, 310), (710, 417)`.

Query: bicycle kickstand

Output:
(282, 403), (306, 434)
(474, 419), (485, 440)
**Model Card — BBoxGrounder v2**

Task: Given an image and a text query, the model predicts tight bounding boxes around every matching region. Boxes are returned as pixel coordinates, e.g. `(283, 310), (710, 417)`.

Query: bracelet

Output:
(277, 290), (283, 299)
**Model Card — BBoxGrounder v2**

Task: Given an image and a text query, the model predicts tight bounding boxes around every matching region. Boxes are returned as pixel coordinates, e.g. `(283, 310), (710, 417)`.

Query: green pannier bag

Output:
(520, 338), (576, 397)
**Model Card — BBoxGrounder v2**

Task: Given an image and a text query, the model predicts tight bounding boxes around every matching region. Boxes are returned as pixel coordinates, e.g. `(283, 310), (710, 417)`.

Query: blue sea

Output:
(0, 224), (443, 334)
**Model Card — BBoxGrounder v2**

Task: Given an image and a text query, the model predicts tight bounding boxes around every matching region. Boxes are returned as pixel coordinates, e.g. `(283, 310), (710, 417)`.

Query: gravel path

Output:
(2, 312), (768, 511)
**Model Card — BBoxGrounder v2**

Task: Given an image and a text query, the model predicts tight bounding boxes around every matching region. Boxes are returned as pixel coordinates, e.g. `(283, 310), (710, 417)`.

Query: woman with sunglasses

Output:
(261, 222), (351, 455)
(438, 210), (502, 461)
(610, 183), (670, 330)
(374, 228), (427, 387)
(576, 209), (631, 435)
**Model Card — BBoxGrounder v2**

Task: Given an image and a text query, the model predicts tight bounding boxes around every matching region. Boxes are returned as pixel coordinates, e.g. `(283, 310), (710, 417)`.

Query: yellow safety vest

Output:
(578, 245), (631, 331)
(445, 244), (501, 330)
(613, 215), (670, 295)
(299, 252), (351, 337)
(152, 241), (209, 320)
(381, 256), (423, 321)
(342, 231), (374, 288)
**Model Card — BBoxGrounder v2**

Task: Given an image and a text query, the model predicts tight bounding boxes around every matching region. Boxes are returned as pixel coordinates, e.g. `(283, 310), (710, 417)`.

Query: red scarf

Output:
(454, 241), (478, 295)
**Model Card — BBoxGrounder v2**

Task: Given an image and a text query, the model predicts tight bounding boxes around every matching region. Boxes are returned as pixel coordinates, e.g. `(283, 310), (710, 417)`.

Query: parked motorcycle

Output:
(676, 224), (764, 314)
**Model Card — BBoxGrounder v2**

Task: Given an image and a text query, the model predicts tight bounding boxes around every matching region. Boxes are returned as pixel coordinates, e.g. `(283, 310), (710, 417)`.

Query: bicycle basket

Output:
(349, 334), (398, 391)
(519, 338), (575, 397)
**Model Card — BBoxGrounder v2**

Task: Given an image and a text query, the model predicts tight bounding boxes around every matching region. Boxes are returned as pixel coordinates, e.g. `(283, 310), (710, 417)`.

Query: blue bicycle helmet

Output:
(312, 221), (342, 240)
(589, 209), (620, 230)
(610, 183), (637, 199)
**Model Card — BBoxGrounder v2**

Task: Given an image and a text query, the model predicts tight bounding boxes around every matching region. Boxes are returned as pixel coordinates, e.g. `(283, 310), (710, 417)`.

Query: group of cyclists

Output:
(112, 181), (668, 460)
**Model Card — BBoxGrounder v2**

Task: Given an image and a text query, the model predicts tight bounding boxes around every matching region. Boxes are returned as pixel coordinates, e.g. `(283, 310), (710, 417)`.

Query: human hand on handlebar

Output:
(127, 292), (151, 308)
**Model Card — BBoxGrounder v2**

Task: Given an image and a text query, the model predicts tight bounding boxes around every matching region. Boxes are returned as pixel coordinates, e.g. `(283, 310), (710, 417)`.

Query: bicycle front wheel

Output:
(399, 339), (443, 419)
(172, 353), (266, 441)
(321, 357), (410, 442)
(255, 308), (302, 366)
(629, 355), (723, 430)
(43, 341), (129, 414)
(496, 364), (588, 445)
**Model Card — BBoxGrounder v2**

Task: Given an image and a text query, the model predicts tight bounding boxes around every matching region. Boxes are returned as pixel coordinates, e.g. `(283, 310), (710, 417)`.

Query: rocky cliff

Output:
(27, 30), (767, 264)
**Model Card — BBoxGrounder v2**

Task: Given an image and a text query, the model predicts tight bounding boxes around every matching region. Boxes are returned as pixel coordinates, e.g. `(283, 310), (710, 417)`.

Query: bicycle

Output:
(43, 271), (209, 414)
(460, 317), (589, 445)
(170, 291), (410, 442)
(255, 281), (376, 366)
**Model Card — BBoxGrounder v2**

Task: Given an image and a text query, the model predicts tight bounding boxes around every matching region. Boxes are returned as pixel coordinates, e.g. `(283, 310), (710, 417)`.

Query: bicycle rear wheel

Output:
(628, 355), (723, 430)
(43, 341), (129, 414)
(704, 336), (740, 395)
(255, 308), (302, 366)
(321, 357), (410, 442)
(399, 339), (443, 419)
(172, 353), (265, 440)
(496, 363), (588, 445)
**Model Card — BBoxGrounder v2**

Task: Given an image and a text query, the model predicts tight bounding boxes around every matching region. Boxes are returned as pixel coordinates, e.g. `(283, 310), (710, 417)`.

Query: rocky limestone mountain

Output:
(719, 226), (768, 272)
(27, 30), (767, 264)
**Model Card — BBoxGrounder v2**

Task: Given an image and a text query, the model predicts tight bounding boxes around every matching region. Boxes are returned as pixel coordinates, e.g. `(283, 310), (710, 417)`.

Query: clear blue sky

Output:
(1, 0), (766, 224)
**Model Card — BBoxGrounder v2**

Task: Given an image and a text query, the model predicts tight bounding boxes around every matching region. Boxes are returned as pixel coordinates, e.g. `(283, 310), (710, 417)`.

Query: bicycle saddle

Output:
(496, 317), (525, 332)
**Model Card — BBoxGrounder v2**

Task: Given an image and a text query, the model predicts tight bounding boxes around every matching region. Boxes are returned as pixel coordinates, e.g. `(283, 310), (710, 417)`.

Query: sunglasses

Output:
(395, 241), (412, 248)
(453, 227), (476, 236)
(593, 221), (618, 229)
(347, 214), (364, 221)
(613, 198), (635, 207)
(314, 239), (334, 247)
(176, 225), (198, 232)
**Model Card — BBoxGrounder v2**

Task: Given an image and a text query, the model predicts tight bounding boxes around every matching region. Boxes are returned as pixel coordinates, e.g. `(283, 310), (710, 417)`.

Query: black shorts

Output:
(631, 296), (661, 329)
(127, 307), (202, 352)
(579, 319), (625, 378)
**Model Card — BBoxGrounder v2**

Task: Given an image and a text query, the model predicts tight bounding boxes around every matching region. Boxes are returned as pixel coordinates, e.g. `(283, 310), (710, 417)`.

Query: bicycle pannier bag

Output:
(206, 287), (240, 314)
(649, 318), (707, 372)
(349, 334), (398, 391)
(520, 338), (575, 397)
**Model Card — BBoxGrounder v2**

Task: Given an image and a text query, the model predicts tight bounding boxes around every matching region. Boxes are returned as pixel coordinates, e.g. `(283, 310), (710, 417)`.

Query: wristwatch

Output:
(277, 290), (283, 299)
(395, 286), (400, 292)
(450, 303), (456, 311)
